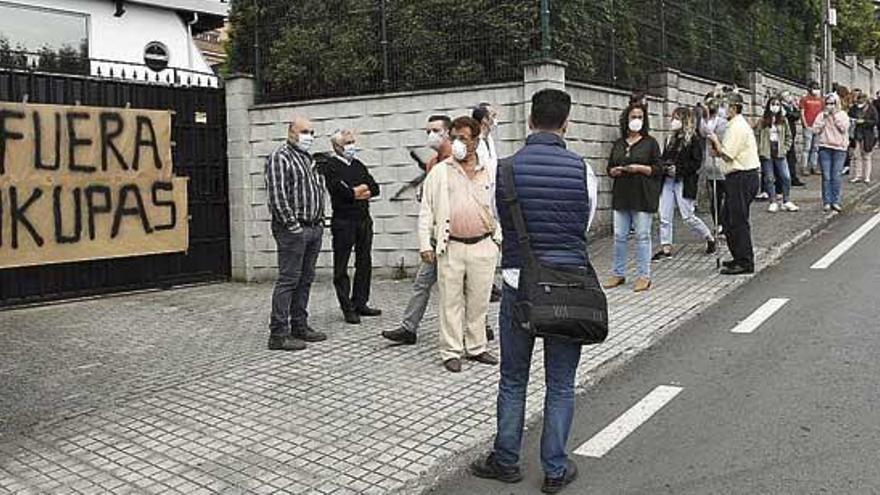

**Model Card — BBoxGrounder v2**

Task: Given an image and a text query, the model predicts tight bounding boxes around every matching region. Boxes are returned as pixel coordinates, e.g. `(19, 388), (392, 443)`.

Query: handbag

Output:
(500, 158), (609, 345)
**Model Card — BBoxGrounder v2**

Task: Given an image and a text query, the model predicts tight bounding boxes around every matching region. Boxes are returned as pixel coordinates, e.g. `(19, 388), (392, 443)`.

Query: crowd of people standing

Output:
(602, 81), (878, 291)
(258, 80), (875, 493)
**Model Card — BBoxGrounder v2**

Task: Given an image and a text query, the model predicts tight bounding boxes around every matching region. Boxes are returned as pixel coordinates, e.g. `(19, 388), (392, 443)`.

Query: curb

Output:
(409, 181), (880, 495)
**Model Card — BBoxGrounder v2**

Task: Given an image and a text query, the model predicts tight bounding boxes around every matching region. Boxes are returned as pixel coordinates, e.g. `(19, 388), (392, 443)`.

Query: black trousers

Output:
(331, 216), (374, 312)
(786, 144), (800, 187)
(721, 170), (760, 270)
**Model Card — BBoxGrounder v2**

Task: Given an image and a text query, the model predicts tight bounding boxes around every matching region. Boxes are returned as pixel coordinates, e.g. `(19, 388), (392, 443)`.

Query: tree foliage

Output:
(831, 0), (880, 57)
(225, 0), (842, 102)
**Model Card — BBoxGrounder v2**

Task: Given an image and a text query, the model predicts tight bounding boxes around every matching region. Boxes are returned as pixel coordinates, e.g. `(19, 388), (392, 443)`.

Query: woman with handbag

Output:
(604, 103), (663, 292)
(849, 91), (877, 183)
(653, 106), (716, 260)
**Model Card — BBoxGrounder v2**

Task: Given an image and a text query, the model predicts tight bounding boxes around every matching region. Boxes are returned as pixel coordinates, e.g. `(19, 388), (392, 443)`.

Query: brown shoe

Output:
(467, 352), (499, 365)
(602, 276), (626, 289)
(633, 277), (652, 292)
(444, 358), (462, 373)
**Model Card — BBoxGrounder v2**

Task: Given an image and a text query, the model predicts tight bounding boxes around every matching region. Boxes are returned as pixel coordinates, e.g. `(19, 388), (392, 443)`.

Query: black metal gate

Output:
(0, 69), (230, 307)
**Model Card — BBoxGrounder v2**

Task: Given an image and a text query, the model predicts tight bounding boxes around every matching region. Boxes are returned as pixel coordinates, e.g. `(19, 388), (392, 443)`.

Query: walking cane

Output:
(711, 178), (721, 271)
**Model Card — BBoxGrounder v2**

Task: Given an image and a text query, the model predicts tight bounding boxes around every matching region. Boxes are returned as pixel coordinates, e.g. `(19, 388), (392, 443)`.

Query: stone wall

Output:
(833, 54), (879, 95)
(226, 77), (534, 281)
(226, 62), (827, 282)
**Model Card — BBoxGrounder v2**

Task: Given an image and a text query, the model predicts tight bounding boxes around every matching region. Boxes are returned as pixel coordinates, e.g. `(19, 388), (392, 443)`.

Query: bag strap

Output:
(500, 157), (538, 264)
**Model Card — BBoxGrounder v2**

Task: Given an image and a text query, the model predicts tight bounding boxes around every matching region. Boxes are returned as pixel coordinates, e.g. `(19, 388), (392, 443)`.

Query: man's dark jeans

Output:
(493, 283), (582, 478)
(269, 223), (324, 336)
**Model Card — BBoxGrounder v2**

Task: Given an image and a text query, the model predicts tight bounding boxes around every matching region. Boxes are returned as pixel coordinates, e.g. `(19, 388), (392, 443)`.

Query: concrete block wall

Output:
(832, 54), (879, 95)
(232, 80), (529, 281)
(227, 63), (828, 282)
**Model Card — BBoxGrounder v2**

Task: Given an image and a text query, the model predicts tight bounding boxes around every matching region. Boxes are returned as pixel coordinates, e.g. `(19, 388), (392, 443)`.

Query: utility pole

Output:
(540, 0), (551, 57)
(823, 0), (833, 92)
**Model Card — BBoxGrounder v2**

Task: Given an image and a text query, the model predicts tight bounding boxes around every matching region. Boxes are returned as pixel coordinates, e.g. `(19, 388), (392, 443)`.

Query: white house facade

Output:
(0, 0), (228, 87)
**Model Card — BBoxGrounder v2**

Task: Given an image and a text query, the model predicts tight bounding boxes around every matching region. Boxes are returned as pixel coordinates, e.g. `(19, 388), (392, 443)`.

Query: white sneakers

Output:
(823, 204), (832, 212)
(756, 192), (770, 200)
(768, 201), (799, 212)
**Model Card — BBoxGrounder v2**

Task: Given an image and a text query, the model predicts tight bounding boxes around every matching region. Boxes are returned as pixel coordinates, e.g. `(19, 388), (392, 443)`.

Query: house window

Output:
(0, 2), (88, 69)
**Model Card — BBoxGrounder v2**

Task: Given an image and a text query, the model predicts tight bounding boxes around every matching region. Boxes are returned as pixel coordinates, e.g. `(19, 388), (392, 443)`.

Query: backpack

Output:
(500, 158), (609, 345)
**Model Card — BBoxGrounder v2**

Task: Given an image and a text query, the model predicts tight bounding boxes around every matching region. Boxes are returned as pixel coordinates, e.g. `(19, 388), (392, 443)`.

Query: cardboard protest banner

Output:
(0, 101), (188, 269)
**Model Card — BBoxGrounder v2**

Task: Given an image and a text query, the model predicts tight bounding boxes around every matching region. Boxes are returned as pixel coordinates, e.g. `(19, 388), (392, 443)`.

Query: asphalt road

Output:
(434, 191), (880, 495)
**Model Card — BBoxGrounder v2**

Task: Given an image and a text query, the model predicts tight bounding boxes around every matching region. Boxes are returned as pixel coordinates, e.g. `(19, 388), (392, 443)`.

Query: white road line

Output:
(729, 298), (789, 334)
(812, 211), (880, 270)
(573, 385), (683, 458)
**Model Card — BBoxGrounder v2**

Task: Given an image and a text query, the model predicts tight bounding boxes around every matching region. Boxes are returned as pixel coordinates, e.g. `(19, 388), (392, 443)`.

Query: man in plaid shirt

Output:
(265, 115), (328, 351)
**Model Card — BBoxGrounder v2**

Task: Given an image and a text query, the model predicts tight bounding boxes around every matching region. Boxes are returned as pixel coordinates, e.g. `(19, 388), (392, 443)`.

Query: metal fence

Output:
(236, 0), (816, 103)
(560, 0), (814, 90)
(0, 48), (222, 88)
(247, 1), (541, 103)
(0, 67), (231, 307)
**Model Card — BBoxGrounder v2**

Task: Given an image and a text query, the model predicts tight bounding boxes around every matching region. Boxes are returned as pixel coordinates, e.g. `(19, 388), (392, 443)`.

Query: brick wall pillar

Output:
(522, 58), (567, 135)
(225, 74), (257, 281)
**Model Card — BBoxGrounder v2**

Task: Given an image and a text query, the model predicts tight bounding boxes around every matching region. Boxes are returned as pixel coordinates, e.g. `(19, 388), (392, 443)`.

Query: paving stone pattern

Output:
(0, 176), (876, 494)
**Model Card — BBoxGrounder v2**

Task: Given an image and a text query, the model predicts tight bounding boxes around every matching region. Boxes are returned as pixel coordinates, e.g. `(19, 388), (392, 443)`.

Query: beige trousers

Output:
(852, 142), (874, 181)
(436, 237), (499, 361)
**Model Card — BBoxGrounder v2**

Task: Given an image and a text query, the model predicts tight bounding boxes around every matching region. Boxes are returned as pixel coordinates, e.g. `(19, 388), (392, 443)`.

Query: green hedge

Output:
(226, 0), (820, 102)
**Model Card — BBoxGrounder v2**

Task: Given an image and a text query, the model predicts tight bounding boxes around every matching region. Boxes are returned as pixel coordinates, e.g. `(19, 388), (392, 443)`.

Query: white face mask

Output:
(669, 119), (682, 131)
(426, 130), (446, 150)
(452, 139), (468, 161)
(342, 143), (357, 160)
(297, 133), (314, 152)
(717, 106), (727, 119)
(769, 105), (781, 114)
(812, 89), (821, 97)
(628, 118), (644, 133)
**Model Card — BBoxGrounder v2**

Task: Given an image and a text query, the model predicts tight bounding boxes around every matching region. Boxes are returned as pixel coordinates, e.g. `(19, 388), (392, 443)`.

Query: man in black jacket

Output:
(322, 129), (381, 324)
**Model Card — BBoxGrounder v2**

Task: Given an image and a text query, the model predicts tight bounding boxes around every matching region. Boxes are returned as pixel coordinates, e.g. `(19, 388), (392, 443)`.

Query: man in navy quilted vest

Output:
(470, 89), (597, 493)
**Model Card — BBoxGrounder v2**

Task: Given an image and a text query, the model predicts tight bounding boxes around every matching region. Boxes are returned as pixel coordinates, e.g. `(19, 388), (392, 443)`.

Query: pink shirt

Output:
(447, 161), (494, 238)
(813, 111), (850, 151)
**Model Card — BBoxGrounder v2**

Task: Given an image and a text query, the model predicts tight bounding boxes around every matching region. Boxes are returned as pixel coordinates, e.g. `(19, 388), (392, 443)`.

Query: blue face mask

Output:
(343, 144), (358, 160)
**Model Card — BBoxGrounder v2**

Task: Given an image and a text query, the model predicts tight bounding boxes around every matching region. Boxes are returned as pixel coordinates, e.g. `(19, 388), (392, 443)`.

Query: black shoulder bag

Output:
(501, 158), (609, 345)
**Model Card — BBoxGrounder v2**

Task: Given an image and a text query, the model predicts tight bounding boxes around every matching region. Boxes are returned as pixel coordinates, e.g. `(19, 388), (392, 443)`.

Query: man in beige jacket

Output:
(418, 116), (501, 372)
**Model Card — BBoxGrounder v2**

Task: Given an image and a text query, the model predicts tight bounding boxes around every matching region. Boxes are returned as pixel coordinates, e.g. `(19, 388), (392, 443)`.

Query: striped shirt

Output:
(265, 142), (326, 233)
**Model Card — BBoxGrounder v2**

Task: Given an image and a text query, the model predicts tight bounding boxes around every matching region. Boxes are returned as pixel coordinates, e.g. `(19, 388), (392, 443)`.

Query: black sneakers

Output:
(294, 326), (327, 342)
(381, 327), (417, 345)
(469, 453), (523, 483)
(267, 336), (306, 351)
(542, 461), (579, 494)
(343, 311), (362, 324)
(720, 264), (754, 275)
(356, 306), (382, 317)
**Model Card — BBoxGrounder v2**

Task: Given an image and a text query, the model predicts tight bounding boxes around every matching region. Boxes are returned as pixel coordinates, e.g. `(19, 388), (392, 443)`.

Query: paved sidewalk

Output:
(1, 174), (877, 495)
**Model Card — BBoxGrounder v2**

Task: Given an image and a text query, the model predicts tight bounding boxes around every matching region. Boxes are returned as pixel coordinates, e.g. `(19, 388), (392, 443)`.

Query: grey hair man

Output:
(322, 129), (381, 324)
(264, 115), (328, 350)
